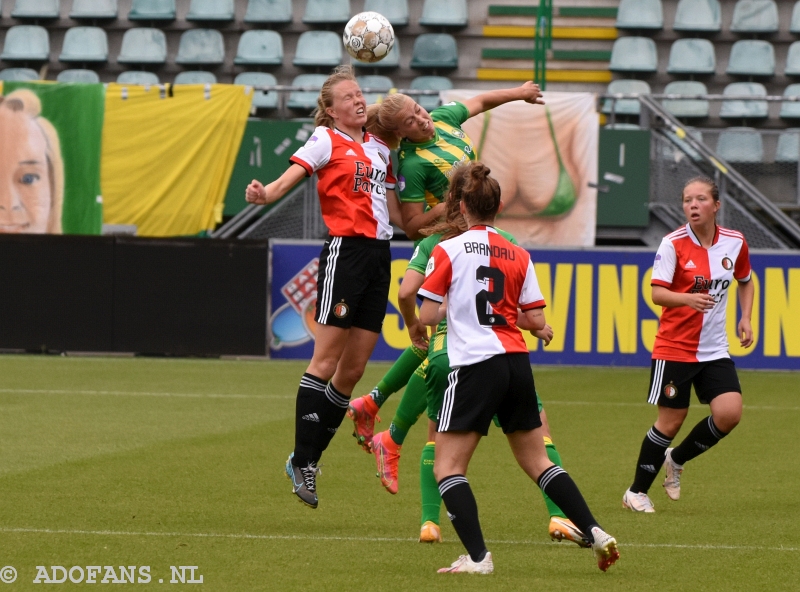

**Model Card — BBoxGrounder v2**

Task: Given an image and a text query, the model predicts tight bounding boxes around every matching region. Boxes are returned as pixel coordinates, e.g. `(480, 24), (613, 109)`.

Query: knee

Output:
(336, 364), (366, 390)
(656, 410), (688, 438)
(308, 357), (338, 381)
(713, 410), (741, 433)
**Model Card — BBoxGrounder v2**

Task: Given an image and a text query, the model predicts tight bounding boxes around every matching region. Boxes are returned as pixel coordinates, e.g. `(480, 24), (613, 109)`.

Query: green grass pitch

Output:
(0, 354), (798, 590)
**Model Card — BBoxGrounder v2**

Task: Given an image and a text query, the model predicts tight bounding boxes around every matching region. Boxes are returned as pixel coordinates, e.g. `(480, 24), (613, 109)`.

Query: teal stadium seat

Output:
(117, 70), (160, 84)
(726, 40), (775, 77)
(601, 79), (651, 115)
(117, 28), (167, 64)
(11, 0), (59, 20)
(720, 82), (768, 119)
(352, 39), (399, 70)
(410, 34), (458, 70)
(59, 27), (108, 63)
(234, 72), (278, 110)
(419, 0), (468, 28)
(174, 70), (217, 84)
(673, 0), (721, 32)
(293, 31), (341, 68)
(57, 68), (100, 82)
(792, 2), (800, 35)
(186, 0), (234, 22)
(287, 73), (327, 111)
(244, 0), (291, 24)
(730, 0), (778, 34)
(356, 74), (393, 104)
(70, 0), (117, 19)
(1, 25), (49, 61)
(175, 29), (225, 65)
(410, 75), (452, 111)
(775, 129), (800, 162)
(662, 81), (710, 118)
(609, 37), (657, 73)
(0, 67), (39, 81)
(785, 42), (800, 76)
(779, 84), (800, 119)
(615, 0), (663, 30)
(128, 0), (176, 22)
(302, 0), (350, 26)
(234, 30), (282, 66)
(364, 0), (408, 27)
(667, 39), (715, 76)
(716, 127), (763, 163)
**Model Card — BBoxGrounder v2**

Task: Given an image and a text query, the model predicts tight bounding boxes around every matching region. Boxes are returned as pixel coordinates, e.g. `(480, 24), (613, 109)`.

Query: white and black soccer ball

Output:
(343, 11), (395, 64)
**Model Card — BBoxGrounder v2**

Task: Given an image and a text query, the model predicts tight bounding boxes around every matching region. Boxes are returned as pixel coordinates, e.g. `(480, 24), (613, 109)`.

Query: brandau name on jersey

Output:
(463, 241), (516, 261)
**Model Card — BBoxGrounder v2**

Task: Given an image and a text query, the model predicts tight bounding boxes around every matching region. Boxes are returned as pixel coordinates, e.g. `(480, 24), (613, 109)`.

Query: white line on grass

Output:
(1, 527), (797, 552)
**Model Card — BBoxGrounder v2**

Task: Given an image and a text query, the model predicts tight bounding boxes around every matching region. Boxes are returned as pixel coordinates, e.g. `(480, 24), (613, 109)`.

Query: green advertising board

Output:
(597, 128), (651, 228)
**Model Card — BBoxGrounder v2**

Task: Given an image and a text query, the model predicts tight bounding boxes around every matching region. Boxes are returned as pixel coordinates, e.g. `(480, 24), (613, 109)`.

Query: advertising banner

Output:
(270, 240), (800, 371)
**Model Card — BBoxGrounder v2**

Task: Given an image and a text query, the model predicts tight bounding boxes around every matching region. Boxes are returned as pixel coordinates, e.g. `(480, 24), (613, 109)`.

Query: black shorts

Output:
(647, 357), (742, 408)
(315, 235), (391, 333)
(437, 353), (542, 436)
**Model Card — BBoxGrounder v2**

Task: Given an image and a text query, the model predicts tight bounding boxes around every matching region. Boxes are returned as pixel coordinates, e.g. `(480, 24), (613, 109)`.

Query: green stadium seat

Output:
(364, 0), (408, 27)
(673, 0), (721, 32)
(419, 0), (468, 28)
(792, 2), (800, 35)
(779, 84), (800, 118)
(601, 79), (650, 115)
(117, 70), (160, 84)
(785, 42), (800, 76)
(356, 74), (393, 104)
(117, 28), (167, 64)
(615, 0), (663, 30)
(176, 29), (225, 65)
(70, 0), (117, 19)
(667, 39), (715, 76)
(352, 38), (400, 70)
(234, 30), (282, 66)
(287, 73), (327, 111)
(716, 127), (763, 163)
(293, 31), (342, 68)
(775, 129), (800, 162)
(244, 0), (291, 24)
(410, 75), (452, 111)
(186, 0), (234, 22)
(1, 25), (49, 61)
(609, 37), (657, 73)
(128, 0), (176, 21)
(410, 33), (458, 70)
(56, 68), (100, 82)
(730, 0), (778, 34)
(302, 0), (350, 25)
(59, 27), (108, 63)
(11, 0), (60, 20)
(719, 82), (768, 119)
(234, 72), (278, 110)
(662, 81), (710, 118)
(727, 40), (775, 77)
(174, 70), (217, 84)
(0, 67), (39, 81)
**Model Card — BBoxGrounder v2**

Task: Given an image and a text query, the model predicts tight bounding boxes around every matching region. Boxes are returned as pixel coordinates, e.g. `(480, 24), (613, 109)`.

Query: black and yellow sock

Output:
(419, 442), (440, 525)
(388, 371), (427, 446)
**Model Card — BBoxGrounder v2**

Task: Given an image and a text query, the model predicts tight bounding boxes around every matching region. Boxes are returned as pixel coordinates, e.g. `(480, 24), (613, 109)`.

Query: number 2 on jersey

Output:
(475, 265), (507, 326)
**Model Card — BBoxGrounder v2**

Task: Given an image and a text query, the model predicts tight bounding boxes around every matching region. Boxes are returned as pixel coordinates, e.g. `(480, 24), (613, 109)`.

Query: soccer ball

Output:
(343, 12), (395, 64)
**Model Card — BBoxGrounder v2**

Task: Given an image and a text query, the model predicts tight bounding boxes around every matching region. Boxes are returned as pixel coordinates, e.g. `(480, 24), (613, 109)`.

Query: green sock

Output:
(371, 346), (426, 407)
(542, 437), (568, 519)
(420, 442), (440, 525)
(388, 370), (427, 446)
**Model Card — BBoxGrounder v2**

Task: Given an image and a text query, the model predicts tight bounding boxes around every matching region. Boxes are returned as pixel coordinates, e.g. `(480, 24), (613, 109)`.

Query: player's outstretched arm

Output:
(462, 81), (545, 118)
(400, 201), (445, 240)
(245, 163), (307, 206)
(398, 269), (429, 349)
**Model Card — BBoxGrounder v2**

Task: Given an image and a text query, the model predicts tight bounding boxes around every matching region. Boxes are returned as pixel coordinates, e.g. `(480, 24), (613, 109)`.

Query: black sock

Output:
(293, 373), (328, 467)
(438, 475), (487, 563)
(537, 465), (599, 543)
(311, 381), (350, 457)
(671, 416), (727, 465)
(630, 426), (673, 494)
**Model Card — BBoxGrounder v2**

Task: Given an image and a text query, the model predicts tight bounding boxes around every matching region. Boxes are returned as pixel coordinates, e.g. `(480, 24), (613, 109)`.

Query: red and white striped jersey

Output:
(419, 225), (546, 367)
(651, 224), (751, 362)
(290, 126), (396, 240)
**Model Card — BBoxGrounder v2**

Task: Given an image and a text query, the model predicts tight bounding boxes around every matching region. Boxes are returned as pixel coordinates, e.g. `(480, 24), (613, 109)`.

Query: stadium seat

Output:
(662, 81), (710, 118)
(59, 27), (108, 63)
(293, 31), (342, 68)
(174, 70), (217, 84)
(410, 75), (452, 111)
(601, 79), (651, 116)
(117, 70), (160, 84)
(779, 84), (800, 118)
(244, 0), (291, 24)
(615, 0), (663, 30)
(785, 42), (800, 76)
(730, 0), (778, 34)
(287, 73), (327, 111)
(726, 40), (775, 77)
(0, 25), (49, 61)
(720, 82), (768, 119)
(302, 0), (350, 25)
(234, 72), (278, 110)
(775, 129), (800, 162)
(792, 2), (800, 35)
(364, 0), (409, 27)
(186, 0), (234, 22)
(419, 0), (468, 28)
(410, 33), (458, 70)
(666, 39), (715, 76)
(356, 74), (393, 105)
(234, 30), (282, 66)
(117, 28), (167, 65)
(70, 0), (117, 19)
(128, 0), (176, 21)
(716, 127), (763, 163)
(56, 68), (100, 82)
(0, 67), (39, 81)
(609, 37), (657, 73)
(352, 39), (400, 70)
(663, 127), (703, 161)
(673, 0), (721, 32)
(175, 29), (225, 65)
(11, 0), (59, 20)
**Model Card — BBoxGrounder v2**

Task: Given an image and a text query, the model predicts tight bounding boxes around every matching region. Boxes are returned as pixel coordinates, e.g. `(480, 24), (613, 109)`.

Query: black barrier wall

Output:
(0, 235), (268, 356)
